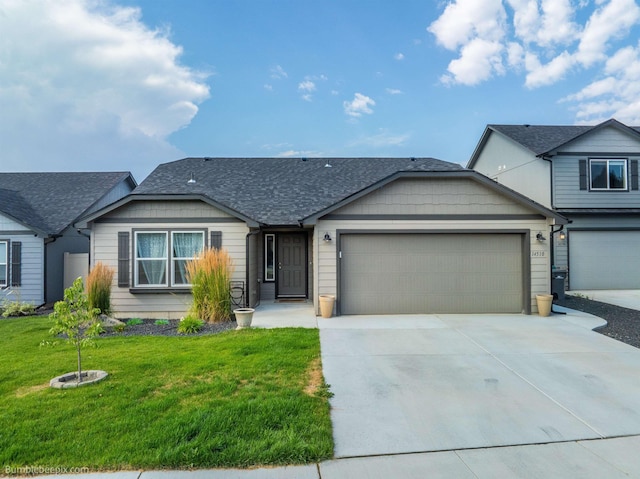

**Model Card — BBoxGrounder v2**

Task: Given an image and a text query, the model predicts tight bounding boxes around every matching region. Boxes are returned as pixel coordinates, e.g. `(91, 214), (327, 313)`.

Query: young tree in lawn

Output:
(48, 277), (102, 383)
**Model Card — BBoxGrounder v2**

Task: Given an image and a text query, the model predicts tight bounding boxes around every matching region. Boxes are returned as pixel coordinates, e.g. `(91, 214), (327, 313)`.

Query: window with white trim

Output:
(590, 159), (627, 190)
(134, 231), (205, 287)
(0, 241), (7, 287)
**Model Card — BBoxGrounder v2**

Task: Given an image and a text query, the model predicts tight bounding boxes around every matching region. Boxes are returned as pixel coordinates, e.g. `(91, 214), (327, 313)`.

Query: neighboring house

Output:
(76, 157), (566, 318)
(0, 172), (137, 306)
(468, 118), (640, 290)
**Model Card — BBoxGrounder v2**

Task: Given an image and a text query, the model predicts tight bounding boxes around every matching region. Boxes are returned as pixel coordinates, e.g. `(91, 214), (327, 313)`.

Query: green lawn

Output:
(0, 316), (333, 471)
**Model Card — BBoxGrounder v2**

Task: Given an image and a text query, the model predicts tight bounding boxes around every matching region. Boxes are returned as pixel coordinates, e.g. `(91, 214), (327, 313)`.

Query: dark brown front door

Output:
(277, 233), (307, 297)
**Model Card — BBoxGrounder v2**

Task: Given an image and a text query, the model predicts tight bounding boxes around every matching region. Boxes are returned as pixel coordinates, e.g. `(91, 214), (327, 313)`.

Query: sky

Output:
(1, 0), (640, 182)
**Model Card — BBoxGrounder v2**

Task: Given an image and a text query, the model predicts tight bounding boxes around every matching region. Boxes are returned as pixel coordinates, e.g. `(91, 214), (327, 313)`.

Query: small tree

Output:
(48, 277), (102, 383)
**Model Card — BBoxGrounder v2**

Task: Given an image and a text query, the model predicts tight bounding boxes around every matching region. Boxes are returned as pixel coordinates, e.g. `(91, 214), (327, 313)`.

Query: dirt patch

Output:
(304, 357), (324, 397)
(15, 383), (49, 398)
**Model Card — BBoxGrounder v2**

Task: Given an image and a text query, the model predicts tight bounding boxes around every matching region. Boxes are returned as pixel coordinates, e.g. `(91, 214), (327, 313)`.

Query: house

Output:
(0, 172), (136, 306)
(468, 119), (640, 290)
(75, 157), (566, 318)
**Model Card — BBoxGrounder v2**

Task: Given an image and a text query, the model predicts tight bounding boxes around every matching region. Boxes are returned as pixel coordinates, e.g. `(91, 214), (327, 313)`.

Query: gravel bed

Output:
(100, 318), (237, 337)
(555, 295), (640, 349)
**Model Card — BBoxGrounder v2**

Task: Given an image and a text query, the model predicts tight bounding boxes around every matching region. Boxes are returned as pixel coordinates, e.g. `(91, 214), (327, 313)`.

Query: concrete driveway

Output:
(319, 313), (640, 458)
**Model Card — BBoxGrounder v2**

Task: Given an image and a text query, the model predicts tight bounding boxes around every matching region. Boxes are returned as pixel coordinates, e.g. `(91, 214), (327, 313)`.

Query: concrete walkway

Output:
(27, 307), (640, 478)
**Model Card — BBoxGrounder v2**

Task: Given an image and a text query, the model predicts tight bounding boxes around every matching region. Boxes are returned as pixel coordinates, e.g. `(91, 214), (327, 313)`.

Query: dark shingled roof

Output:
(489, 122), (640, 156)
(0, 172), (133, 235)
(133, 157), (464, 225)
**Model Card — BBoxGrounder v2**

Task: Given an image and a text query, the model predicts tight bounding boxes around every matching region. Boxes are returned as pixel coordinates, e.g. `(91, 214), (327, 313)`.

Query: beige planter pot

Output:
(536, 294), (553, 317)
(234, 308), (255, 329)
(319, 295), (335, 318)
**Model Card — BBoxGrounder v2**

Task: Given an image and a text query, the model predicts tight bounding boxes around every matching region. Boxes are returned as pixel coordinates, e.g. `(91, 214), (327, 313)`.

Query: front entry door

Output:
(277, 233), (307, 297)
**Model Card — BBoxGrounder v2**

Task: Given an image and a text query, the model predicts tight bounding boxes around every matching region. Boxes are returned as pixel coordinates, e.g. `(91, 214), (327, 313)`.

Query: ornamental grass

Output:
(86, 261), (114, 315)
(186, 248), (235, 323)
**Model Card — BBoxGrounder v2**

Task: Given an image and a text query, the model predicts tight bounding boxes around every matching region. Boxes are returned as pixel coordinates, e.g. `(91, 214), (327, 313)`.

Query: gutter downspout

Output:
(245, 229), (261, 308)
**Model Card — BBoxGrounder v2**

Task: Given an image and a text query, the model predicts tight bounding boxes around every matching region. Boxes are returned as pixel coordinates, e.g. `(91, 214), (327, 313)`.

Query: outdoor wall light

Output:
(559, 231), (566, 241)
(323, 233), (332, 242)
(536, 232), (547, 242)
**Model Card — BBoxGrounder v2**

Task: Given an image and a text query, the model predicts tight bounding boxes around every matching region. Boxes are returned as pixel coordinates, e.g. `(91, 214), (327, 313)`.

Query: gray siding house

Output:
(468, 119), (640, 290)
(0, 172), (136, 306)
(77, 157), (566, 318)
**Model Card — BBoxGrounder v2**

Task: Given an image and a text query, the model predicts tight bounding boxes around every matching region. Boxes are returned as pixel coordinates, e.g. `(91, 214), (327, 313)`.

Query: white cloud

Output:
(428, 0), (507, 50)
(298, 80), (316, 92)
(270, 65), (288, 79)
(348, 129), (411, 148)
(563, 43), (640, 124)
(428, 0), (507, 84)
(443, 38), (505, 85)
(343, 93), (375, 117)
(264, 84), (273, 91)
(276, 149), (323, 157)
(525, 50), (574, 88)
(576, 0), (640, 67)
(429, 0), (640, 124)
(394, 53), (405, 60)
(0, 0), (209, 178)
(386, 88), (403, 95)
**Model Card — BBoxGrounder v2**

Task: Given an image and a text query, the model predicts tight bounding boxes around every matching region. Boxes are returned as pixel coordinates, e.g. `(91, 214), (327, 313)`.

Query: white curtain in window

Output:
(137, 233), (167, 285)
(173, 232), (204, 284)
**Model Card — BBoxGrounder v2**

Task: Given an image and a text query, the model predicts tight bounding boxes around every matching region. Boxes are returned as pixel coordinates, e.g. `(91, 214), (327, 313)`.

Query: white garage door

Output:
(569, 231), (640, 289)
(340, 233), (524, 315)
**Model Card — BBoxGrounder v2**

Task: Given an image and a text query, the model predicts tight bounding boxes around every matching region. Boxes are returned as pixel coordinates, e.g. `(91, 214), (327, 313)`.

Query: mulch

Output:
(555, 295), (640, 349)
(100, 318), (237, 337)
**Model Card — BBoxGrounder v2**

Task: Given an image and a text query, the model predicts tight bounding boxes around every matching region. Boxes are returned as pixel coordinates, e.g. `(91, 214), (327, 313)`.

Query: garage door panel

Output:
(570, 231), (640, 289)
(340, 233), (523, 315)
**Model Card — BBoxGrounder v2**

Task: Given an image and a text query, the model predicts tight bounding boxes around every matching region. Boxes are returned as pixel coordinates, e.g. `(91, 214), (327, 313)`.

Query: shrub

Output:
(1, 299), (35, 318)
(186, 248), (235, 323)
(154, 319), (170, 326)
(126, 318), (143, 326)
(177, 315), (204, 334)
(87, 262), (114, 315)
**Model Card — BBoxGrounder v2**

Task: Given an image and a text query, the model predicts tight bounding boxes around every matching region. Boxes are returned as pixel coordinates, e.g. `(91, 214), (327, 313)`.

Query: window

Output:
(265, 234), (275, 282)
(590, 159), (627, 190)
(172, 231), (204, 285)
(134, 231), (205, 287)
(135, 232), (168, 286)
(0, 241), (6, 287)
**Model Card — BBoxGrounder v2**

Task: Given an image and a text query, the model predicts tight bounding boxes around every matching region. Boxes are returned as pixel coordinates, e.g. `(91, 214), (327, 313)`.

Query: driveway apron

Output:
(319, 314), (640, 458)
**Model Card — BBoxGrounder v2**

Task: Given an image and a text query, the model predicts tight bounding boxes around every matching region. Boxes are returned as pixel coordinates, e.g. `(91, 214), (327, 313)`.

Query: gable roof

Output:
(129, 157), (464, 226)
(0, 172), (135, 235)
(468, 119), (640, 167)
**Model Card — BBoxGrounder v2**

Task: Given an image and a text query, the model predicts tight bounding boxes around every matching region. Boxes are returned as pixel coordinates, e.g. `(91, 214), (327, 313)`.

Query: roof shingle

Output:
(0, 172), (133, 234)
(133, 157), (464, 225)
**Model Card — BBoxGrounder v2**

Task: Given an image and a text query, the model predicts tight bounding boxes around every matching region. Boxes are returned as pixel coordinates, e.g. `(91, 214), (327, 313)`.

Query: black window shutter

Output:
(10, 242), (21, 287)
(579, 159), (587, 190)
(118, 232), (130, 287)
(210, 231), (222, 250)
(631, 160), (638, 190)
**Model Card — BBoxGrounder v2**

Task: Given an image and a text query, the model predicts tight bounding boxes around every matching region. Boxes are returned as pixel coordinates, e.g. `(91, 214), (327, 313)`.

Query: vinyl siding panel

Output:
(471, 132), (551, 207)
(0, 213), (31, 231)
(335, 178), (536, 216)
(91, 200), (249, 319)
(554, 126), (640, 153)
(553, 156), (640, 208)
(0, 233), (44, 305)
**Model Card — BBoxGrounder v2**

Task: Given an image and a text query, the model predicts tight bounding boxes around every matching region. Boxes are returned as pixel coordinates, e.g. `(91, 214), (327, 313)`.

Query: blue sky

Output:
(1, 0), (640, 181)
